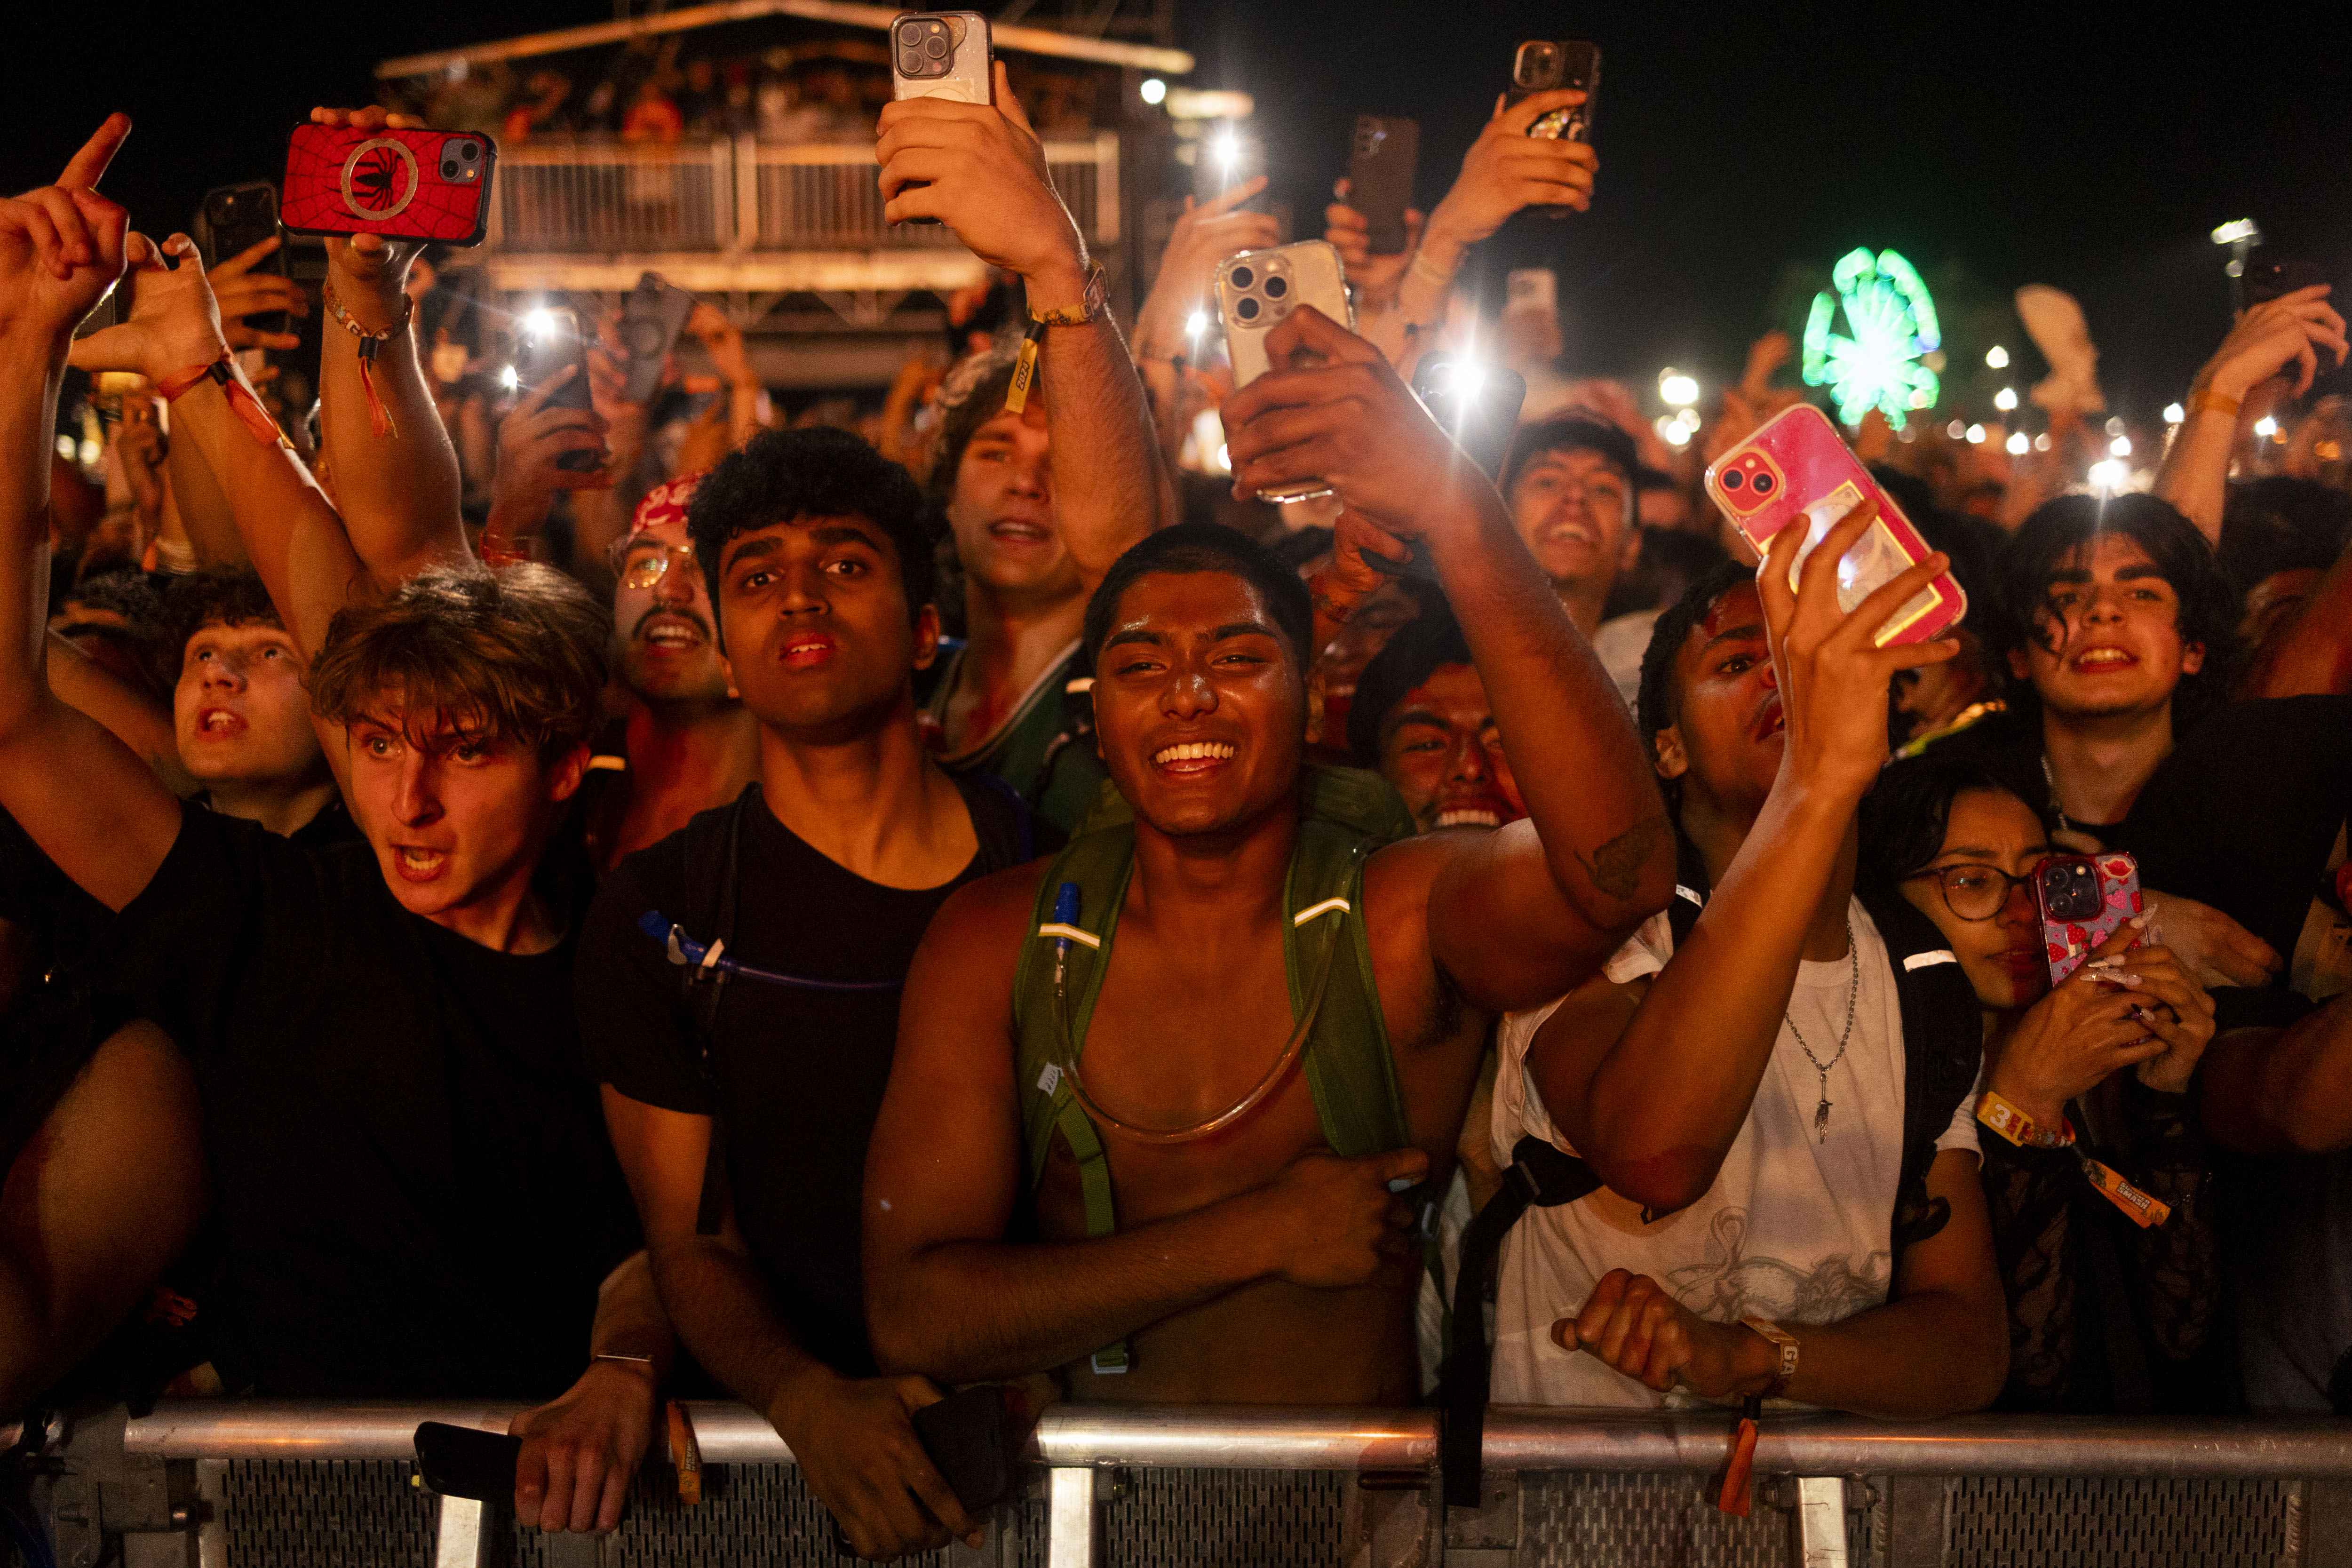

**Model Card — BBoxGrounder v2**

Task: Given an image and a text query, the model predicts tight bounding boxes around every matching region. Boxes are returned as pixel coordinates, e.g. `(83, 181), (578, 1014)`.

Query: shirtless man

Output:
(862, 306), (1671, 1404)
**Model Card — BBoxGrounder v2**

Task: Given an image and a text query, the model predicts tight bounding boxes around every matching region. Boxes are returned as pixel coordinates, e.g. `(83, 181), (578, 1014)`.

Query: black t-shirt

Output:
(1923, 707), (2139, 851)
(112, 803), (638, 1399)
(2124, 694), (2352, 1026)
(578, 779), (1039, 1377)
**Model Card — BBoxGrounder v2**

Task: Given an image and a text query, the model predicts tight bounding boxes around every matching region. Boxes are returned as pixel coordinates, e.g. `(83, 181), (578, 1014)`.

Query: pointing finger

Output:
(59, 113), (131, 191)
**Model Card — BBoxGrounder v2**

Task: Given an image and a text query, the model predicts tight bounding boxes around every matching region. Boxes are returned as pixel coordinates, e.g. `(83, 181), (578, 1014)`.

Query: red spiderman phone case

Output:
(2035, 852), (2144, 984)
(1703, 404), (1966, 647)
(282, 125), (496, 246)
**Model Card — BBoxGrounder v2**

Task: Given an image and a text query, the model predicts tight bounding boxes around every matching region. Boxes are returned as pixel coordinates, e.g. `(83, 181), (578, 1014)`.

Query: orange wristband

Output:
(2193, 390), (2242, 419)
(159, 357), (288, 450)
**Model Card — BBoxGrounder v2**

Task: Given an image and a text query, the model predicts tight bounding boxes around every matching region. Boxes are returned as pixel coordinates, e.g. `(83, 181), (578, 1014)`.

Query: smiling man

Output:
(1347, 604), (1523, 834)
(861, 305), (1671, 1412)
(1501, 416), (1659, 706)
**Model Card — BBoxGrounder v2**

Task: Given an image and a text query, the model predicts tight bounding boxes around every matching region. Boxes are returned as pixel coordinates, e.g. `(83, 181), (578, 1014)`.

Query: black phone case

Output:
(203, 183), (287, 336)
(515, 307), (598, 470)
(1347, 117), (1420, 257)
(910, 1385), (1022, 1515)
(620, 273), (698, 404)
(413, 1422), (522, 1501)
(1506, 40), (1600, 220)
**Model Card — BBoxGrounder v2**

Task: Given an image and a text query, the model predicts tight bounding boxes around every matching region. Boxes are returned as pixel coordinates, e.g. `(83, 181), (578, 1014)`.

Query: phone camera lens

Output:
(441, 162), (458, 178)
(1721, 470), (1746, 491)
(1229, 266), (1254, 289)
(1264, 276), (1288, 299)
(897, 21), (922, 45)
(457, 142), (478, 161)
(1750, 472), (1776, 496)
(924, 32), (949, 57)
(1236, 297), (1261, 321)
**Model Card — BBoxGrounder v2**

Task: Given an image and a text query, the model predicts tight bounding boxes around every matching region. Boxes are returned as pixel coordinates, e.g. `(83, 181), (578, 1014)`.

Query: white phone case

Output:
(1215, 241), (1354, 502)
(890, 11), (992, 104)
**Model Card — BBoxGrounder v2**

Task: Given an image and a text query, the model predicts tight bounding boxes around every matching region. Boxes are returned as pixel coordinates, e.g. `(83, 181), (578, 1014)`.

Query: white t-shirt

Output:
(1589, 609), (1661, 712)
(1488, 899), (1981, 1407)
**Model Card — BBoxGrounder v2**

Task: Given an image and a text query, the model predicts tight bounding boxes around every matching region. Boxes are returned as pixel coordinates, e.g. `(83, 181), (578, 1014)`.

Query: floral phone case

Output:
(2035, 851), (2144, 984)
(282, 124), (494, 246)
(1703, 404), (1966, 647)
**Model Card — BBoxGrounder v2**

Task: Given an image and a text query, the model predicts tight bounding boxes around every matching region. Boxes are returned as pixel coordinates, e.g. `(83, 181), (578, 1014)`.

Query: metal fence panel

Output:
(495, 147), (726, 254)
(1939, 1475), (2299, 1568)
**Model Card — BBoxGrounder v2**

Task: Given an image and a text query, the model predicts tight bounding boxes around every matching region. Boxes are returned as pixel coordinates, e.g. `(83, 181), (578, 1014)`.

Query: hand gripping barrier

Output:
(6, 1401), (2343, 1566)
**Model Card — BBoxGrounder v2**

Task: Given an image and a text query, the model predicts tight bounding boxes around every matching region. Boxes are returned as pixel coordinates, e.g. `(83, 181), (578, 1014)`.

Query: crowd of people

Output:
(2, 51), (2350, 1562)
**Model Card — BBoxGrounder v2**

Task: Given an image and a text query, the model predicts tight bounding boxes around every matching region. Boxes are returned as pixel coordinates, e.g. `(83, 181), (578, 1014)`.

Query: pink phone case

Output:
(2036, 852), (2144, 984)
(1703, 404), (1966, 647)
(282, 125), (495, 246)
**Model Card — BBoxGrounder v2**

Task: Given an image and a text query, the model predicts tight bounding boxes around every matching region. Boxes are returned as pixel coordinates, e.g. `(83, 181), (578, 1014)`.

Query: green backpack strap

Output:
(1287, 817), (1411, 1158)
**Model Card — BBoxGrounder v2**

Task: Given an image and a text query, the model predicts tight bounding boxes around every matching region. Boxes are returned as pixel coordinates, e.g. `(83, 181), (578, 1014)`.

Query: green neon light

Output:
(1801, 247), (1942, 430)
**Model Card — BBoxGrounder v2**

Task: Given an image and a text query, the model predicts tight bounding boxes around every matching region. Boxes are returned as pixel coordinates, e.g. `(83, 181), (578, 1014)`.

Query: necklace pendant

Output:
(1814, 1096), (1831, 1142)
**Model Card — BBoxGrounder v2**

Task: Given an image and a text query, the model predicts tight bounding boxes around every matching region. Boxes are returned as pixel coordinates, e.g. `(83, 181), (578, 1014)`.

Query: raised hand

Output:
(1754, 494), (1958, 796)
(68, 231), (230, 382)
(1423, 91), (1597, 252)
(2197, 284), (2347, 403)
(874, 62), (1085, 291)
(0, 114), (133, 348)
(208, 235), (308, 353)
(1221, 305), (1489, 542)
(685, 301), (755, 390)
(1253, 1146), (1430, 1290)
(307, 106), (429, 307)
(1323, 177), (1424, 312)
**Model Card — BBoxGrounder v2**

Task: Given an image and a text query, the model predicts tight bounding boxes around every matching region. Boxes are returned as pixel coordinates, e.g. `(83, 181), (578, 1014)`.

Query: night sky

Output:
(10, 4), (2351, 417)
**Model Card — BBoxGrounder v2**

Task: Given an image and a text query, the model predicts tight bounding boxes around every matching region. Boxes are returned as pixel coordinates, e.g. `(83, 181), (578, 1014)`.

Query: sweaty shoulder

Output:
(922, 854), (1054, 963)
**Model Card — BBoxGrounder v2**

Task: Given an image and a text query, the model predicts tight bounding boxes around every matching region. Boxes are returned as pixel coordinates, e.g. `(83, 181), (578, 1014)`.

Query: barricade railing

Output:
(19, 1400), (2346, 1567)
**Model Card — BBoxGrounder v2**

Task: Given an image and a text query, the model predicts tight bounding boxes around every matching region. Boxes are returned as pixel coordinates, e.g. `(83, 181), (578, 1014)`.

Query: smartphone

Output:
(1507, 40), (1600, 220)
(890, 11), (990, 223)
(1704, 404), (1967, 647)
(910, 1385), (1023, 1514)
(2244, 256), (2329, 307)
(201, 183), (287, 339)
(620, 272), (698, 405)
(282, 124), (495, 247)
(2036, 851), (2144, 985)
(1214, 241), (1353, 503)
(1412, 352), (1526, 481)
(1194, 127), (1266, 209)
(1346, 116), (1419, 257)
(514, 304), (599, 472)
(412, 1423), (521, 1501)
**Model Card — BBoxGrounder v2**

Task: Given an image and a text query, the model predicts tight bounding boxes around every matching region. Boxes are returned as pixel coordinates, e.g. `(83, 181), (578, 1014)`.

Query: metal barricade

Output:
(11, 1401), (2344, 1568)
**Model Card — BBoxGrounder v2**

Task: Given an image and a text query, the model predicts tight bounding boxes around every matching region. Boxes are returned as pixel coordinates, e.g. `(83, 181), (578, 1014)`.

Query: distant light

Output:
(1655, 415), (1690, 447)
(2163, 402), (2186, 425)
(1659, 371), (1699, 406)
(2255, 415), (2280, 439)
(499, 364), (520, 391)
(1140, 77), (1167, 105)
(2089, 458), (2129, 491)
(2034, 433), (2052, 452)
(1985, 345), (2010, 369)
(2110, 435), (2132, 457)
(1164, 88), (1255, 121)
(2211, 218), (2261, 247)
(55, 434), (75, 460)
(520, 310), (556, 342)
(1966, 423), (1986, 445)
(1946, 420), (1966, 439)
(2105, 415), (2126, 436)
(1897, 424), (1916, 444)
(1184, 309), (1207, 339)
(1215, 442), (1231, 470)
(2006, 431), (2029, 455)
(1993, 387), (2018, 412)
(1674, 406), (1702, 432)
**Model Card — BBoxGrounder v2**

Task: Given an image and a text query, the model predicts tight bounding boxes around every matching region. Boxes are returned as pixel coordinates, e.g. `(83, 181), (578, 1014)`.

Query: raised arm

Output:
(877, 62), (1166, 588)
(2153, 285), (2346, 548)
(1220, 306), (1671, 1007)
(0, 117), (186, 912)
(862, 876), (1425, 1383)
(307, 106), (470, 581)
(1527, 502), (1957, 1211)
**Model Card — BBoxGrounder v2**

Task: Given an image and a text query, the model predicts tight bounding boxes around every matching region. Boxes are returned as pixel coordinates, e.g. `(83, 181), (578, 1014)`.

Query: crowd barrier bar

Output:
(88, 1400), (2352, 1568)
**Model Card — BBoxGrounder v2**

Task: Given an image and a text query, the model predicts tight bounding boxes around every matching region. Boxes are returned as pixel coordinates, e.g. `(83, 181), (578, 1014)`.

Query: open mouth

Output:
(1754, 694), (1786, 743)
(194, 707), (246, 737)
(1152, 740), (1236, 773)
(391, 845), (449, 883)
(2070, 646), (2138, 673)
(988, 518), (1051, 545)
(1437, 804), (1505, 829)
(779, 631), (837, 669)
(638, 614), (706, 651)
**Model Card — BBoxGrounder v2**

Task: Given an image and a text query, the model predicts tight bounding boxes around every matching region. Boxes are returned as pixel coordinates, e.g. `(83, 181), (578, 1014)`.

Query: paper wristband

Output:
(1978, 1091), (2170, 1229)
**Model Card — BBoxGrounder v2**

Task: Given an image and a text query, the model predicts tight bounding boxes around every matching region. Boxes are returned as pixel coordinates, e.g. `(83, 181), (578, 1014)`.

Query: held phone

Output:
(1214, 240), (1353, 503)
(619, 272), (698, 405)
(1507, 40), (1599, 219)
(201, 183), (288, 338)
(909, 1385), (1025, 1514)
(1346, 116), (1420, 256)
(891, 10), (992, 222)
(413, 1423), (521, 1502)
(1704, 404), (1968, 647)
(283, 124), (494, 246)
(2244, 255), (2329, 307)
(1412, 353), (1527, 481)
(1194, 127), (1267, 208)
(2035, 851), (2144, 985)
(514, 304), (599, 472)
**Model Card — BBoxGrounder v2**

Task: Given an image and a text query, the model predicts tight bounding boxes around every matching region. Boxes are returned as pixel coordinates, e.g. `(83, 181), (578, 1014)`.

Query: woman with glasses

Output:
(1860, 754), (2225, 1413)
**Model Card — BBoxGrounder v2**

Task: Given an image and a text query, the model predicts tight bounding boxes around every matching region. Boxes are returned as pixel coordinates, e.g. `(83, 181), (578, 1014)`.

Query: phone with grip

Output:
(1215, 241), (1353, 503)
(2035, 851), (2144, 985)
(282, 124), (495, 246)
(1703, 403), (1967, 647)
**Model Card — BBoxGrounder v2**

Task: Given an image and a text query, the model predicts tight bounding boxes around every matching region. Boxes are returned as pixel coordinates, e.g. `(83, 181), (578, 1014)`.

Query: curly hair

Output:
(158, 568), (282, 681)
(307, 563), (610, 760)
(923, 341), (1024, 503)
(687, 426), (936, 630)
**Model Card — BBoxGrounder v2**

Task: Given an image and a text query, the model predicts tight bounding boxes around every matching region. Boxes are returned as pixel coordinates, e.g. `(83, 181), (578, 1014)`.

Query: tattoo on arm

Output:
(1573, 815), (1671, 903)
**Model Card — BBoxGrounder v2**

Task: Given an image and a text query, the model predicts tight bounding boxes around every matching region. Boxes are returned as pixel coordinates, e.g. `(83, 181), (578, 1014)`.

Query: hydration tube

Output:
(1047, 844), (1361, 1145)
(639, 910), (902, 993)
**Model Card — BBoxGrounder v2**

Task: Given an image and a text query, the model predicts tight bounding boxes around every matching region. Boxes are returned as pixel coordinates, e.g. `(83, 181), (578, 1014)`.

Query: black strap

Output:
(1440, 1136), (1602, 1509)
(688, 791), (749, 1236)
(962, 772), (1037, 870)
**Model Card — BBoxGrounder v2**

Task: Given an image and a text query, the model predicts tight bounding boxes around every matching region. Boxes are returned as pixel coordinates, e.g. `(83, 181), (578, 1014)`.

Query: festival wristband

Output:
(1408, 248), (1454, 290)
(2192, 390), (2242, 419)
(323, 279), (414, 439)
(159, 357), (289, 451)
(1738, 1315), (1799, 1394)
(1978, 1091), (2170, 1228)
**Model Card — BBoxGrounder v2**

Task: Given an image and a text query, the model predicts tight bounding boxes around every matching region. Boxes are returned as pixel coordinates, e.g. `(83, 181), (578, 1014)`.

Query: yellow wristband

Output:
(2193, 390), (2243, 419)
(1976, 1090), (2073, 1149)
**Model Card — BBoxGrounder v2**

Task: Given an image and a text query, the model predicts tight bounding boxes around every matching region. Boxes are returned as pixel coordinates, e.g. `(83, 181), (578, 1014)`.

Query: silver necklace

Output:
(2040, 752), (2074, 838)
(1784, 917), (1859, 1143)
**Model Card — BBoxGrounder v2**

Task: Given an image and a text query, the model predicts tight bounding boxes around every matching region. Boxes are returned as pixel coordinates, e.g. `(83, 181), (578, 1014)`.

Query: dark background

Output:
(9, 4), (2350, 417)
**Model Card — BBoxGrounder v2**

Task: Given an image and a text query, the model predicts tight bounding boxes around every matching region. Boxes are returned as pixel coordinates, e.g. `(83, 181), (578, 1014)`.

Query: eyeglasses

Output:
(1906, 864), (2035, 922)
(607, 540), (699, 591)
